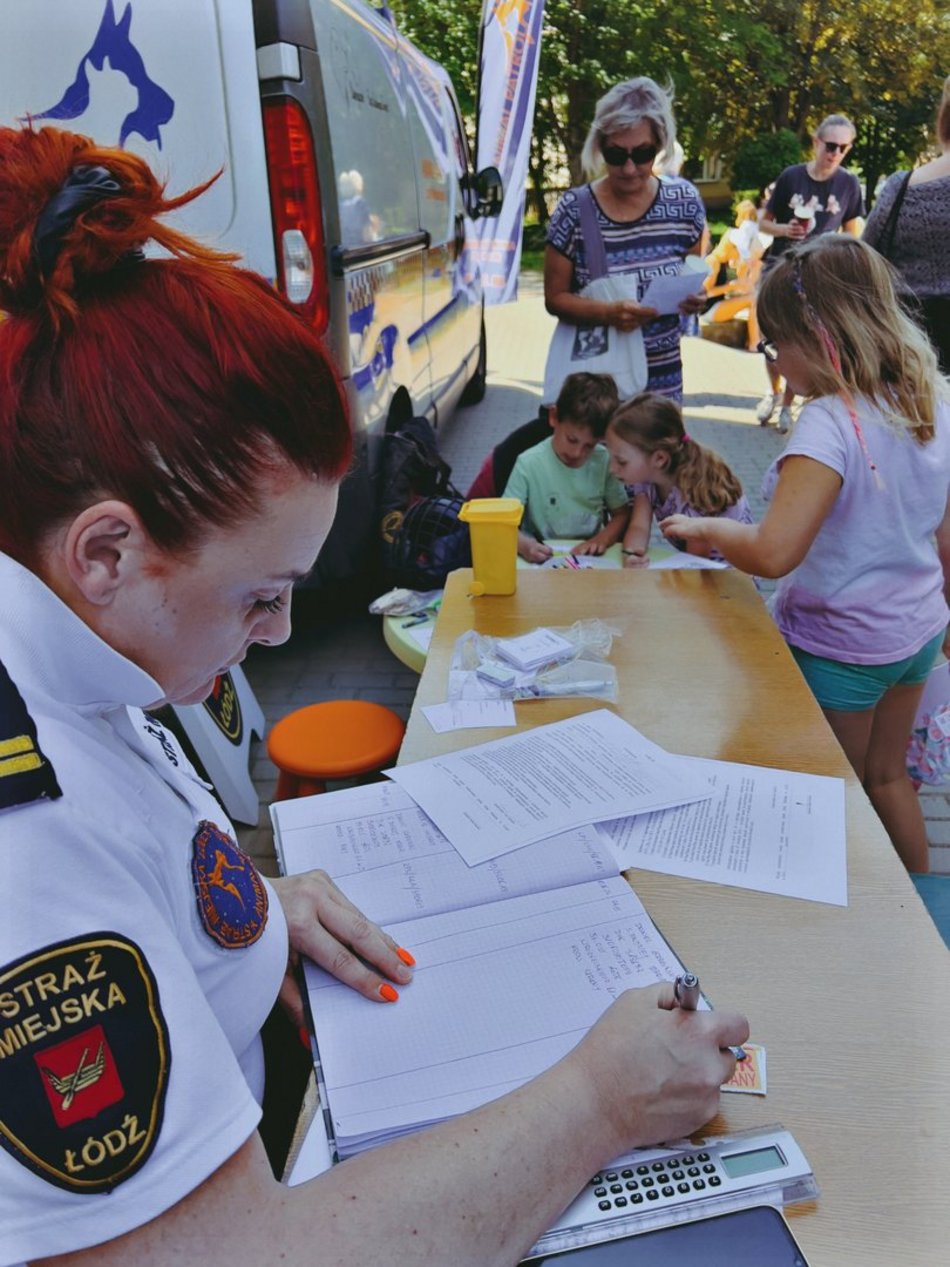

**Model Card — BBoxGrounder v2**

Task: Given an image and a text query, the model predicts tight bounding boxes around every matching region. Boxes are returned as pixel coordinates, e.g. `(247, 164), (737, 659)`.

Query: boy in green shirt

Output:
(503, 373), (631, 563)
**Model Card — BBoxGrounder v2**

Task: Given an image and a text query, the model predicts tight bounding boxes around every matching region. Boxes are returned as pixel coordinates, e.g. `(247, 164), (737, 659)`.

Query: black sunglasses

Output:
(820, 139), (851, 154)
(757, 338), (779, 363)
(601, 141), (658, 168)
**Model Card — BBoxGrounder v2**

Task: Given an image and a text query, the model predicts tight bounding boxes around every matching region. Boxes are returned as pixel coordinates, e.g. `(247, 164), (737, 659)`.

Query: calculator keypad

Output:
(586, 1149), (726, 1212)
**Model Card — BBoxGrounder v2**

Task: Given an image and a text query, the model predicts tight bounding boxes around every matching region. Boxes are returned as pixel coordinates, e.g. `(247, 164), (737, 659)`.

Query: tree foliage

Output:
(387, 0), (950, 209)
(732, 129), (802, 196)
(388, 0), (482, 118)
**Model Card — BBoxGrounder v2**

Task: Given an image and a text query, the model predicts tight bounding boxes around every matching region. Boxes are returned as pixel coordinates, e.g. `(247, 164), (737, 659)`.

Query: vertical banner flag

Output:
(474, 0), (545, 305)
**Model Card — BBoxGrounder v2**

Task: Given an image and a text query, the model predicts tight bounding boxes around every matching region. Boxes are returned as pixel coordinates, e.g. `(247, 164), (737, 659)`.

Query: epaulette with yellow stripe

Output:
(0, 660), (61, 809)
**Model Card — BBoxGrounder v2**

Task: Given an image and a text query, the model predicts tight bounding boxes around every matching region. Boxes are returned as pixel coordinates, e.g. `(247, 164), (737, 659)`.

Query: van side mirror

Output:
(473, 166), (503, 219)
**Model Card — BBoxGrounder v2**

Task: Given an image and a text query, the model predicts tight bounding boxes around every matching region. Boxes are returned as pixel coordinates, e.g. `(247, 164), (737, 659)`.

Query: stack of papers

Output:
(275, 781), (689, 1159)
(271, 708), (848, 1165)
(385, 710), (712, 865)
(494, 627), (575, 671)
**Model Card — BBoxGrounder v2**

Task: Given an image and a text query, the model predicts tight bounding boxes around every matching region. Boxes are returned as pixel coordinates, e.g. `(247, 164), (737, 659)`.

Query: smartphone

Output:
(522, 1206), (810, 1266)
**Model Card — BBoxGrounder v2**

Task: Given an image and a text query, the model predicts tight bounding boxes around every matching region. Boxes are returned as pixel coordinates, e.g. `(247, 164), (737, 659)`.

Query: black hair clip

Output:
(33, 164), (123, 277)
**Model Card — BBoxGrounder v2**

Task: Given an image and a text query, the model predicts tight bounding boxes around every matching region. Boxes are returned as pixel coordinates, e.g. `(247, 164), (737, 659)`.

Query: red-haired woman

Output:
(0, 125), (746, 1266)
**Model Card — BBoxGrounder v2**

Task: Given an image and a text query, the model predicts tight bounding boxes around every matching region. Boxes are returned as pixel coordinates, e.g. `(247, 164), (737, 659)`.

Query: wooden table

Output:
(400, 567), (950, 1266)
(382, 543), (679, 672)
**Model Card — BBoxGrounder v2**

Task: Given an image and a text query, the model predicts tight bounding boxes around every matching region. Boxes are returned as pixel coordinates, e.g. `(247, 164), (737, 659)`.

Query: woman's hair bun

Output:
(0, 124), (229, 323)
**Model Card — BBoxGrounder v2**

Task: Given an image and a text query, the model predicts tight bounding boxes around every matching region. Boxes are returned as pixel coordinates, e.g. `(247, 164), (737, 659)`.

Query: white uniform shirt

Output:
(0, 553), (287, 1264)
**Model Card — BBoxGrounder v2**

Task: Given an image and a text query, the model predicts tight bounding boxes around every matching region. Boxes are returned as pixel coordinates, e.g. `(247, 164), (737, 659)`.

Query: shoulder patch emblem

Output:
(0, 659), (61, 809)
(203, 672), (243, 745)
(0, 933), (169, 1193)
(191, 820), (268, 949)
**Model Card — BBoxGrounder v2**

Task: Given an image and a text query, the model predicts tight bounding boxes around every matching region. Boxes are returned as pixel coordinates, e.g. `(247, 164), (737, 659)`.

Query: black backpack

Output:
(384, 494), (472, 591)
(378, 392), (470, 589)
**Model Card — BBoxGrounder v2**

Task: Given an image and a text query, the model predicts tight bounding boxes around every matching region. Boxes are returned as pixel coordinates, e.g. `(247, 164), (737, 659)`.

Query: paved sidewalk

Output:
(235, 279), (950, 876)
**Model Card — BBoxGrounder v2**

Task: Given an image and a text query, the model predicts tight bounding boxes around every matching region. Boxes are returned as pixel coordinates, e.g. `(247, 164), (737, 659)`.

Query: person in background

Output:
(503, 372), (634, 563)
(661, 236), (950, 874)
(756, 115), (865, 434)
(863, 75), (950, 373)
(338, 168), (380, 244)
(605, 392), (753, 567)
(545, 77), (708, 403)
(0, 124), (748, 1266)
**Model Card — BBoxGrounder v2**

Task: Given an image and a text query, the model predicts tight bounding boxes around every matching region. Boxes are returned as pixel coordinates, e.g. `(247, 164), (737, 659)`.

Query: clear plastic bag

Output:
(368, 587), (442, 617)
(448, 620), (620, 703)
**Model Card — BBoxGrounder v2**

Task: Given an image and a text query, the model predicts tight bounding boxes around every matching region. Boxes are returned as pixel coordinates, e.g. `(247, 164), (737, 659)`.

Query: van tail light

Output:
(262, 97), (329, 335)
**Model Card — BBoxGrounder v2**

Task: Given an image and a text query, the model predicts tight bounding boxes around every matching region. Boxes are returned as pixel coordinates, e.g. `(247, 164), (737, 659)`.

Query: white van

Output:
(1, 0), (501, 582)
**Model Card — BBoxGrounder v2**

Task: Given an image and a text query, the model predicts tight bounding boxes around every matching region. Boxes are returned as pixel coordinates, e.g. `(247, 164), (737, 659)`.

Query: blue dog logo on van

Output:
(32, 0), (174, 149)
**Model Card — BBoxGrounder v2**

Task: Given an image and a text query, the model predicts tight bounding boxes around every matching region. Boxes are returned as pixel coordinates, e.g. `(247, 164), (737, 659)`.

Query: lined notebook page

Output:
(304, 876), (686, 1156)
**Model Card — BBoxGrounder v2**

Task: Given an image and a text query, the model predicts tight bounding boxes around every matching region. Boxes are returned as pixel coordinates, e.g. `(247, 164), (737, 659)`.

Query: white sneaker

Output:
(777, 405), (793, 434)
(756, 393), (777, 425)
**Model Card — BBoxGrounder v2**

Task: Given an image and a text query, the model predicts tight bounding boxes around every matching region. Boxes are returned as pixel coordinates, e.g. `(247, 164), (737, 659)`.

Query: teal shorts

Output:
(789, 632), (943, 712)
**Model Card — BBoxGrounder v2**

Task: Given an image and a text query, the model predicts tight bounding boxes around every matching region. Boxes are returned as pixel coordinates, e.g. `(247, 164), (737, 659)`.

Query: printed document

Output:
(386, 709), (712, 865)
(422, 698), (517, 733)
(598, 756), (847, 905)
(272, 781), (616, 927)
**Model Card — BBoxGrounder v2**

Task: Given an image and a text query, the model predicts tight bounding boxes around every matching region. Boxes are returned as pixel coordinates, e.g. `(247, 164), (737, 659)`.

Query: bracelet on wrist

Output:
(621, 548), (646, 556)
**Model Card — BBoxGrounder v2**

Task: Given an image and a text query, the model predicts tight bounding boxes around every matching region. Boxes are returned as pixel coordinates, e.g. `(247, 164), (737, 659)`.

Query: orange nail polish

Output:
(379, 984), (399, 1002)
(396, 947), (416, 967)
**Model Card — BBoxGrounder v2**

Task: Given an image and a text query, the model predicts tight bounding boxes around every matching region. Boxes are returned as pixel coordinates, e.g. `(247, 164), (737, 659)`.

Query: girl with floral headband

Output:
(663, 234), (950, 873)
(605, 391), (753, 566)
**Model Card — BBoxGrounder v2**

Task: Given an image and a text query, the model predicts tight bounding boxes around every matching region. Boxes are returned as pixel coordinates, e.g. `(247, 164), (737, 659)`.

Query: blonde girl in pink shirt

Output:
(663, 235), (950, 872)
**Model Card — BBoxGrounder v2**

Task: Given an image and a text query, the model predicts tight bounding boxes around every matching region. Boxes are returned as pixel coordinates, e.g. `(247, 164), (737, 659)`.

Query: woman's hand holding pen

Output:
(671, 972), (747, 1061)
(271, 871), (415, 1024)
(568, 983), (749, 1155)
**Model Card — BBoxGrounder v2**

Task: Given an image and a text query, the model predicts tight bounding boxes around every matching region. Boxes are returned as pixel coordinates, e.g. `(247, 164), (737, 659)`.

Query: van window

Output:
(402, 52), (457, 244)
(318, 1), (418, 244)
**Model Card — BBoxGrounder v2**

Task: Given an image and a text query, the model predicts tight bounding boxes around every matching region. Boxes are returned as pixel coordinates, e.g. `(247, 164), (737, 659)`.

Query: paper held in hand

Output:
(640, 257), (710, 316)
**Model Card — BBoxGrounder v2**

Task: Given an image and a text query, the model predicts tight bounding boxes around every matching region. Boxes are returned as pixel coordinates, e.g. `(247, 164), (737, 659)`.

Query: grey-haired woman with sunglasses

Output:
(544, 77), (708, 403)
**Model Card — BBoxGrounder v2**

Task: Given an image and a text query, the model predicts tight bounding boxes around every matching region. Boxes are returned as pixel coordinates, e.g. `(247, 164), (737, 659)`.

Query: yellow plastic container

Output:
(458, 497), (524, 595)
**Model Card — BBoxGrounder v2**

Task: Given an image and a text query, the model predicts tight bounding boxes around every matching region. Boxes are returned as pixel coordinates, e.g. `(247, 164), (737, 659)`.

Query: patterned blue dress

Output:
(546, 179), (706, 400)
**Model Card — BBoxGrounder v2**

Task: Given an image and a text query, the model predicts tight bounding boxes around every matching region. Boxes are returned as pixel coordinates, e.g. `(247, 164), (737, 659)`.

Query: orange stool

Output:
(266, 700), (405, 801)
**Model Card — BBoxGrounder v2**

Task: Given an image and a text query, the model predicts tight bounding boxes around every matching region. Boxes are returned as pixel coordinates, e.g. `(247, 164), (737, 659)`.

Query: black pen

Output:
(673, 972), (747, 1061)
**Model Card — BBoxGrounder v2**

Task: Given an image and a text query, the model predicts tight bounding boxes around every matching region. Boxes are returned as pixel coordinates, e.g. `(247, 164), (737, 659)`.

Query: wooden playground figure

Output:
(700, 200), (766, 350)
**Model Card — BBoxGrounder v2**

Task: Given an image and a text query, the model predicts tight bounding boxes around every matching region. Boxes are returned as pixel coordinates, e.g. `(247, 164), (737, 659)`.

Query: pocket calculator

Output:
(525, 1125), (817, 1260)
